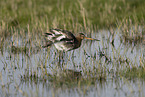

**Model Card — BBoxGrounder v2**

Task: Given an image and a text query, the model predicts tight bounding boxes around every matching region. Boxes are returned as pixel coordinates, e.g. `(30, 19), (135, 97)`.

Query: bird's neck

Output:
(75, 37), (83, 48)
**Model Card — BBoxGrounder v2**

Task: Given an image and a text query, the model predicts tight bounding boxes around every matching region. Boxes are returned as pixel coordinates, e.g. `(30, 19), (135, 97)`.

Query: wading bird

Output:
(43, 28), (99, 51)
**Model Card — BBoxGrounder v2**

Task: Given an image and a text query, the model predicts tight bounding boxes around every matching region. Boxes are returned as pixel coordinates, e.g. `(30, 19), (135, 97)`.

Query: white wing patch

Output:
(46, 29), (67, 41)
(46, 34), (66, 42)
(55, 35), (66, 41)
(52, 30), (60, 34)
(46, 34), (54, 40)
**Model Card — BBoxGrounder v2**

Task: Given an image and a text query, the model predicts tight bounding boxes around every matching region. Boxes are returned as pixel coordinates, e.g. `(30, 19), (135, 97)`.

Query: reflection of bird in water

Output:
(56, 69), (82, 79)
(43, 28), (100, 51)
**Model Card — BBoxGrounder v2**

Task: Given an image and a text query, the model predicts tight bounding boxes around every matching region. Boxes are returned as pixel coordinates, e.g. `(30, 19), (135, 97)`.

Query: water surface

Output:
(0, 29), (145, 97)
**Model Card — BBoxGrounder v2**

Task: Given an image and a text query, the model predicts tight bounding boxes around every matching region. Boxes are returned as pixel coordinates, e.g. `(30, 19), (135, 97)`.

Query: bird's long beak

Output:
(84, 37), (100, 41)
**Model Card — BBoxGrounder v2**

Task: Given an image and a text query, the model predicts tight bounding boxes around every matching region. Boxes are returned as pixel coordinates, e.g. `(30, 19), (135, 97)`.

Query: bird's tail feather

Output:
(42, 41), (53, 48)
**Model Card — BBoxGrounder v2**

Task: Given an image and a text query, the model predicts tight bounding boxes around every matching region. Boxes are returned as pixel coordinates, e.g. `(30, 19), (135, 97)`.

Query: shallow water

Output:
(0, 29), (145, 97)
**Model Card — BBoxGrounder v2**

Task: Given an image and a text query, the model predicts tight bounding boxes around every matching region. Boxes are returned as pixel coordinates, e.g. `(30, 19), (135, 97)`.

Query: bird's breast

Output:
(54, 42), (72, 51)
(73, 37), (82, 49)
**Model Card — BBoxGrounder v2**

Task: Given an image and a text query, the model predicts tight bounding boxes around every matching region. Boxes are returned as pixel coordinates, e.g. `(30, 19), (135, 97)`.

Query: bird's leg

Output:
(71, 51), (76, 68)
(58, 51), (65, 69)
(72, 50), (75, 57)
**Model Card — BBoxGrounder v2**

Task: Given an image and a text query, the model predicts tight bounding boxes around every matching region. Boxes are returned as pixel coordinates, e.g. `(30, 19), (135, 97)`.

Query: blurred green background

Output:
(1, 0), (145, 31)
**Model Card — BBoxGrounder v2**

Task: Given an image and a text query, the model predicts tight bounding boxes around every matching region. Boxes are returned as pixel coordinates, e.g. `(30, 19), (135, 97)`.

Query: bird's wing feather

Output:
(52, 34), (65, 41)
(50, 29), (76, 39)
(44, 29), (76, 42)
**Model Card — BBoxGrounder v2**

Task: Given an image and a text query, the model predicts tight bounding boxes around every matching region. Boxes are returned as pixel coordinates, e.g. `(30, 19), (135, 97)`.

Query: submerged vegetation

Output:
(0, 0), (145, 96)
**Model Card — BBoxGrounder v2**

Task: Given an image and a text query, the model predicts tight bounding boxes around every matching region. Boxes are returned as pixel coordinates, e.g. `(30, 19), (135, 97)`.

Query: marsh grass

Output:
(20, 66), (107, 88)
(0, 0), (145, 96)
(1, 0), (145, 31)
(9, 25), (143, 88)
(0, 27), (145, 96)
(120, 65), (145, 79)
(117, 17), (145, 44)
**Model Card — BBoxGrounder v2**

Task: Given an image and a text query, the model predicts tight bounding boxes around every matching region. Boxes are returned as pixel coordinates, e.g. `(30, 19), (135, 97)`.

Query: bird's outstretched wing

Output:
(43, 28), (78, 49)
(45, 28), (76, 42)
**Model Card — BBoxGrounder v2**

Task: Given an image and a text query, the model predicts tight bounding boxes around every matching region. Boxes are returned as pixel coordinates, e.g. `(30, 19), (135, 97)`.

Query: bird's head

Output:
(79, 33), (94, 40)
